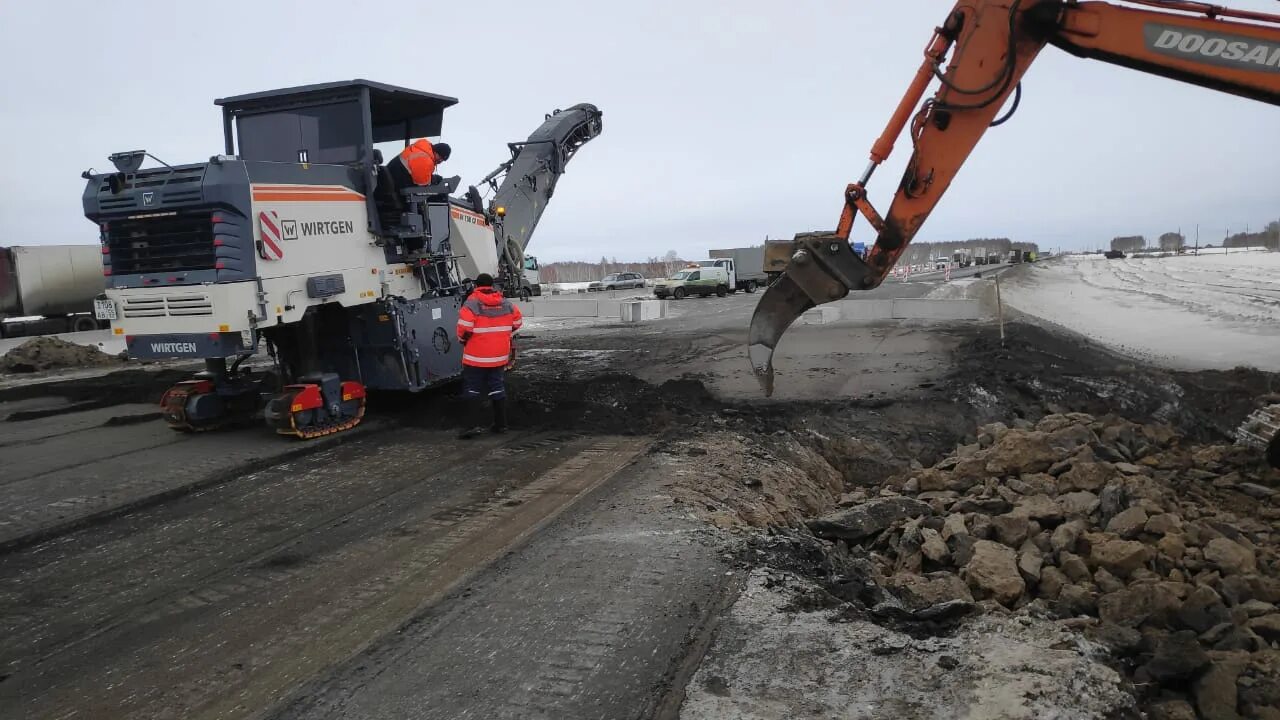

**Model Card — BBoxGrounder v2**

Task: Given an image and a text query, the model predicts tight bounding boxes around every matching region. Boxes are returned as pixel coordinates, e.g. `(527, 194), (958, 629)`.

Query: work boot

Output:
(457, 401), (488, 440)
(491, 397), (508, 434)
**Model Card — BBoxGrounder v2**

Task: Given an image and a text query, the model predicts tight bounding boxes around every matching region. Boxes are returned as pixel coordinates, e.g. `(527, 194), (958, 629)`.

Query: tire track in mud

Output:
(0, 430), (649, 720)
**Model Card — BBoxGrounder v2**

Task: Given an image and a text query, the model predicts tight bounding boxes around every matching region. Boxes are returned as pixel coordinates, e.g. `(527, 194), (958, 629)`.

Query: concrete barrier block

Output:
(801, 306), (840, 325)
(839, 300), (895, 320)
(620, 300), (663, 322)
(527, 299), (599, 318)
(892, 298), (983, 320)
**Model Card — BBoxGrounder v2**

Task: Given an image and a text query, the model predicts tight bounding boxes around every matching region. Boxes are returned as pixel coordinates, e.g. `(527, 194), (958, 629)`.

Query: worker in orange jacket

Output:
(456, 273), (522, 438)
(388, 138), (451, 188)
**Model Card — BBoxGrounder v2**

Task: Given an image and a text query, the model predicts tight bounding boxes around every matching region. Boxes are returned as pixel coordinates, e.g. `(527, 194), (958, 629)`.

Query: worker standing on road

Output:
(389, 138), (451, 187)
(456, 273), (522, 439)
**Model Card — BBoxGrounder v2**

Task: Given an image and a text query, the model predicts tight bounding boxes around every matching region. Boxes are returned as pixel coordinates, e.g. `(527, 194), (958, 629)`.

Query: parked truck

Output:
(708, 247), (767, 293)
(0, 245), (108, 338)
(520, 255), (543, 298)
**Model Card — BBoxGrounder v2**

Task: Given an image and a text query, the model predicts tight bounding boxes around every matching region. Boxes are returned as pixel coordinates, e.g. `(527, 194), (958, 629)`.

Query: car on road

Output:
(587, 272), (646, 291)
(653, 266), (730, 299)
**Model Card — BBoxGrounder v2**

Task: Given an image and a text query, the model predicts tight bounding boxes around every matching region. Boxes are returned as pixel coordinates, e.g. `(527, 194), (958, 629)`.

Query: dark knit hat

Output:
(475, 273), (494, 287)
(433, 142), (452, 161)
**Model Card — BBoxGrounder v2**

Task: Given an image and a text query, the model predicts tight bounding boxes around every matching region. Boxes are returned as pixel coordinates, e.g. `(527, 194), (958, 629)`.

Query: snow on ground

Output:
(544, 282), (595, 292)
(1002, 251), (1280, 372)
(681, 571), (1134, 720)
(516, 316), (603, 332)
(924, 277), (981, 300)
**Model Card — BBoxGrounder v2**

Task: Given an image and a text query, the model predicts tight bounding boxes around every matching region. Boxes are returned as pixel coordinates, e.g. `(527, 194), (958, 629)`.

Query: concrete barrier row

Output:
(803, 298), (985, 324)
(523, 299), (668, 322)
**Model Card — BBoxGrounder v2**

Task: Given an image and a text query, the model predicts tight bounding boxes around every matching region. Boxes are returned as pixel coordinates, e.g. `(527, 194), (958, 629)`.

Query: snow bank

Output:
(1002, 252), (1280, 372)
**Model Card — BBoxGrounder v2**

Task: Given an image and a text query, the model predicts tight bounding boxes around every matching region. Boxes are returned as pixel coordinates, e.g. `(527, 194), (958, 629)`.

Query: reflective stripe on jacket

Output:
(399, 139), (438, 185)
(457, 286), (522, 368)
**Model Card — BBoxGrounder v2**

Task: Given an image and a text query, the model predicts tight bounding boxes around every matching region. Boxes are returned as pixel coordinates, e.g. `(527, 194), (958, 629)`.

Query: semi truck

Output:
(0, 245), (108, 337)
(708, 247), (767, 293)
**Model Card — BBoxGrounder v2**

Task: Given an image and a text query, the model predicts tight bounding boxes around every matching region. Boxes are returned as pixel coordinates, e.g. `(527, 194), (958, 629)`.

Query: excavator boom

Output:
(749, 0), (1280, 395)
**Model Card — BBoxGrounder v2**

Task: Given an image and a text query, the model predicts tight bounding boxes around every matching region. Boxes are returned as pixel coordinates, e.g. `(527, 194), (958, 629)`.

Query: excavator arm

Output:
(749, 0), (1280, 395)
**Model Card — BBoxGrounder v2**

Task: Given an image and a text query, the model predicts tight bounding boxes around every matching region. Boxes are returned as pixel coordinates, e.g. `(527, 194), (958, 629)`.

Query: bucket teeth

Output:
(748, 234), (874, 397)
(748, 274), (815, 397)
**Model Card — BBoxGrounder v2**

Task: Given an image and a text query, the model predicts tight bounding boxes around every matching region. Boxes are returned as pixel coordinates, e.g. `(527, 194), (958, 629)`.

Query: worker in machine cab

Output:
(389, 138), (451, 189)
(456, 273), (522, 439)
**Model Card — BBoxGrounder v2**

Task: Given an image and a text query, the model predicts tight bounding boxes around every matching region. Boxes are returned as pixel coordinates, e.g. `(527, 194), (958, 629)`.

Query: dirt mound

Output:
(798, 412), (1280, 718)
(1, 337), (121, 374)
(948, 323), (1280, 444)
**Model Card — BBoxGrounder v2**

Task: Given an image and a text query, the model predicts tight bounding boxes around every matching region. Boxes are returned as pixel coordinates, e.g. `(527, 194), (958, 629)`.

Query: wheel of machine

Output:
(716, 285), (728, 298)
(519, 286), (532, 302)
(673, 287), (686, 300)
(72, 316), (98, 333)
(160, 379), (221, 432)
(744, 280), (757, 294)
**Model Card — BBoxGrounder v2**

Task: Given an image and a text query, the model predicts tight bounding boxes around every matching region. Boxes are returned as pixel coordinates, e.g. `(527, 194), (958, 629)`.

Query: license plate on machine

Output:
(94, 299), (117, 320)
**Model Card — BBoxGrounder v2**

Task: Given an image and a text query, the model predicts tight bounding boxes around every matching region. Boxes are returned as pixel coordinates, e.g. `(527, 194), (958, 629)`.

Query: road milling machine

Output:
(749, 0), (1280, 462)
(82, 80), (602, 438)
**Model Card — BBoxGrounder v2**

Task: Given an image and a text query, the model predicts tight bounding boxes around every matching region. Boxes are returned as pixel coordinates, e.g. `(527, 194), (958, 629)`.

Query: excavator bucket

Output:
(748, 233), (875, 396)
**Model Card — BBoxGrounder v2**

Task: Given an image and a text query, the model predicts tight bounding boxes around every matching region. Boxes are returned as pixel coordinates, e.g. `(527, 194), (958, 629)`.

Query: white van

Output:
(653, 266), (731, 299)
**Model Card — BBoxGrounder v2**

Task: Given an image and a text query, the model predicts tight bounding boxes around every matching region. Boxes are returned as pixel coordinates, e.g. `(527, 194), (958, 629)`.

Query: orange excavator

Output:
(750, 0), (1280, 395)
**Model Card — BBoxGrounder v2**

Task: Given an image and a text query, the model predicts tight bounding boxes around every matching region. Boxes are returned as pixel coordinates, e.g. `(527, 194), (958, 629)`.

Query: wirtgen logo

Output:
(1145, 24), (1280, 72)
(150, 342), (198, 354)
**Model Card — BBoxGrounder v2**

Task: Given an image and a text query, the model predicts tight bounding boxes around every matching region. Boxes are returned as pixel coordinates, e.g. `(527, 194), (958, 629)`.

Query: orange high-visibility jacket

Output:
(457, 286), (522, 368)
(399, 139), (438, 185)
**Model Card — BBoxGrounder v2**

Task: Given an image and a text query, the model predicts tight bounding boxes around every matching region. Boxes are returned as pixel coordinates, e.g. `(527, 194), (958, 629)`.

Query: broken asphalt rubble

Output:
(800, 413), (1280, 719)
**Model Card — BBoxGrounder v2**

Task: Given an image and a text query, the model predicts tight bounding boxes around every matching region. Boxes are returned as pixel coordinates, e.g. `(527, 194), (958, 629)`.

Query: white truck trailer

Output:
(0, 245), (108, 337)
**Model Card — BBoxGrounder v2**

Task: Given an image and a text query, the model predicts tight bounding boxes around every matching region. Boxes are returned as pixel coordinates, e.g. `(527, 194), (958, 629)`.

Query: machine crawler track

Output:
(264, 386), (367, 440)
(160, 378), (261, 433)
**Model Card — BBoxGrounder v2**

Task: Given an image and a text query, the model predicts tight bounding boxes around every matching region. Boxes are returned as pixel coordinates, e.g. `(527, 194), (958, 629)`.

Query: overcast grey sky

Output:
(1, 0), (1276, 261)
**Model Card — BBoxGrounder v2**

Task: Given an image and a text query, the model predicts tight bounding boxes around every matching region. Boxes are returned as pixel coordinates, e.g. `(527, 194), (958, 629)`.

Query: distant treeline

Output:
(1111, 221), (1279, 252)
(540, 251), (688, 283)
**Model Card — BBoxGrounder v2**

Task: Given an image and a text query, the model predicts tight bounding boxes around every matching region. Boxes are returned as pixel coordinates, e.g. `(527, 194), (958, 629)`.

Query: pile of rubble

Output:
(0, 336), (121, 373)
(806, 413), (1280, 720)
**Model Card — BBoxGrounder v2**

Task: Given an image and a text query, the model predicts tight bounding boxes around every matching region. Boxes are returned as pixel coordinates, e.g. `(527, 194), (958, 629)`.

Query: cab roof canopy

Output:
(214, 79), (459, 160)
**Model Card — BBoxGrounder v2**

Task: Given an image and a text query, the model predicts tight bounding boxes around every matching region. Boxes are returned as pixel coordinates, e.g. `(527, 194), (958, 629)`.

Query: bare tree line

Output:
(540, 251), (689, 283)
(1112, 221), (1279, 252)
